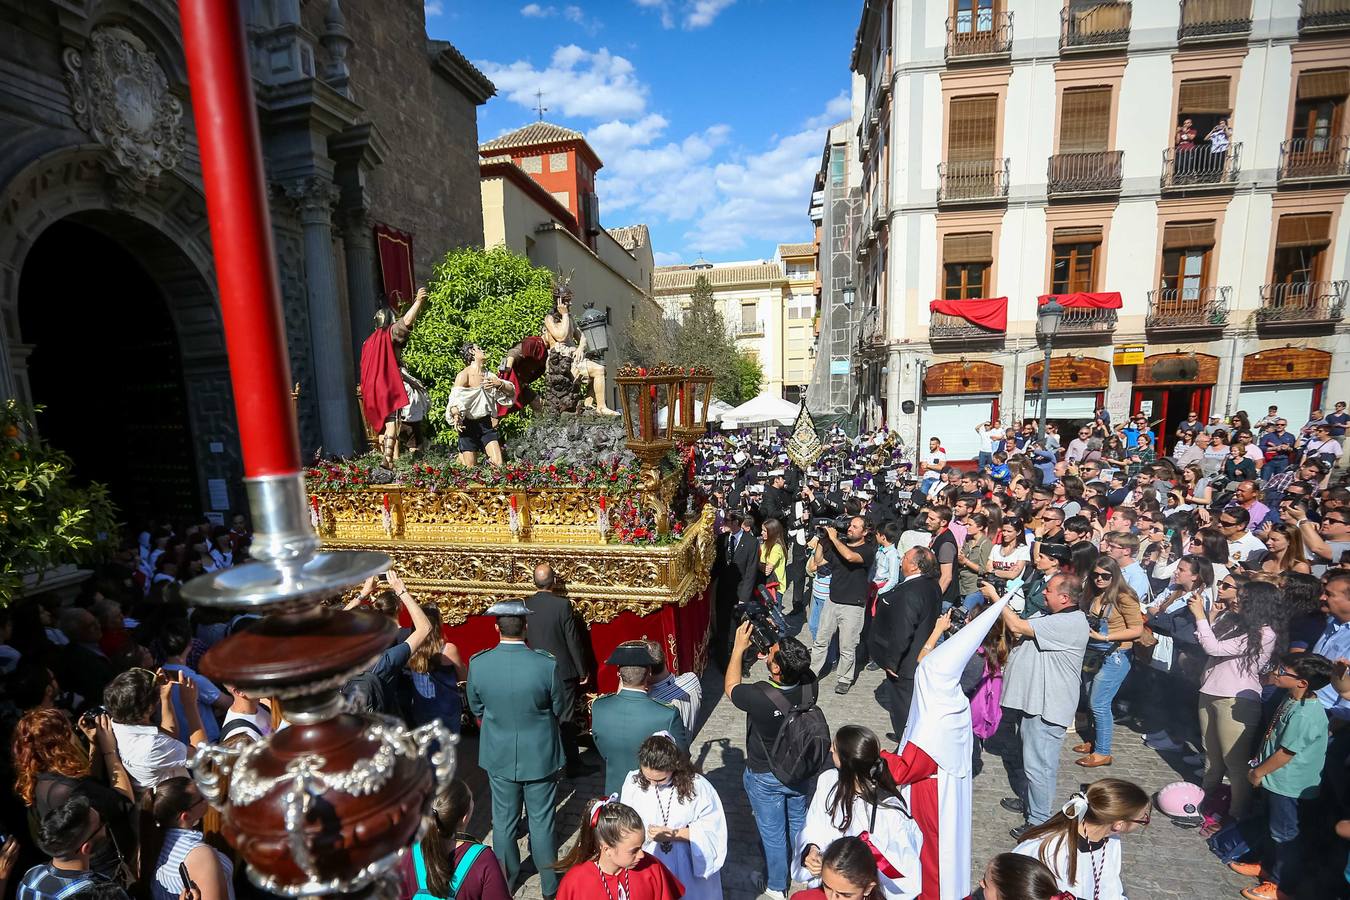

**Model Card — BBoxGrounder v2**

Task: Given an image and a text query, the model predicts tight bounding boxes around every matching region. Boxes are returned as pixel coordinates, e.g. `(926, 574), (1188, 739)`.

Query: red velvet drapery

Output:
(1037, 291), (1122, 309)
(375, 223), (415, 306)
(928, 297), (1008, 331)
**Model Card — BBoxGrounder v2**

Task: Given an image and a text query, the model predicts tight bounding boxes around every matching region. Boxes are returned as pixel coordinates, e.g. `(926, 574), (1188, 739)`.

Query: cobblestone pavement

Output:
(456, 618), (1244, 899)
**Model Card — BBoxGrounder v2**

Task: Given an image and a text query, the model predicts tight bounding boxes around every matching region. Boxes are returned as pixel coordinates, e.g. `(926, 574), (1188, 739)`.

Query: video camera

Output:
(734, 586), (782, 654)
(811, 515), (852, 532)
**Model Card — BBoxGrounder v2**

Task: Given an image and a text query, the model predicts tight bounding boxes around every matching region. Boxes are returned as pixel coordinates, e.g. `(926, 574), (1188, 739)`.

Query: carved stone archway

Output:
(0, 145), (242, 513)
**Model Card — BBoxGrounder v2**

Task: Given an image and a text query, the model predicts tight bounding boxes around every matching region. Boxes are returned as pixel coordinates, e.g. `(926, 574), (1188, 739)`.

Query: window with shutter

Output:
(1177, 78), (1231, 115)
(1160, 220), (1216, 299)
(948, 96), (998, 163)
(1272, 213), (1332, 286)
(1050, 226), (1103, 295)
(1058, 87), (1112, 153)
(1291, 69), (1347, 154)
(942, 231), (993, 300)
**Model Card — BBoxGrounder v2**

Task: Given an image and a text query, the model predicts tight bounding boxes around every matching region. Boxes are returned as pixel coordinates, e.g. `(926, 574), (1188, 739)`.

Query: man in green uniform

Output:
(590, 641), (690, 796)
(466, 599), (564, 898)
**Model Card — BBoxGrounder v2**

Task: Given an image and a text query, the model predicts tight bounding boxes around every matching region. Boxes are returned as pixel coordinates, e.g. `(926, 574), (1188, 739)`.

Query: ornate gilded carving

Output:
(330, 506), (716, 626)
(63, 27), (185, 185)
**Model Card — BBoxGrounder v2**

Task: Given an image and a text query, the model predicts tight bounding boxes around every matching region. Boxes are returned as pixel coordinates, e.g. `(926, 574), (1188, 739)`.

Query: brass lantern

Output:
(616, 364), (677, 469)
(673, 366), (715, 444)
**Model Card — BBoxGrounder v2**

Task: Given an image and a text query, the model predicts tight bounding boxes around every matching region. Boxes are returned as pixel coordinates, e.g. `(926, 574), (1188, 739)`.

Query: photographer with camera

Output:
(809, 516), (878, 696)
(724, 622), (825, 900)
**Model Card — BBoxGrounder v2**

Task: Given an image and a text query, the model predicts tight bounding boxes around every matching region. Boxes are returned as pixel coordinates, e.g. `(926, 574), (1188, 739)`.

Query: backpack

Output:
(969, 653), (1004, 741)
(756, 679), (831, 787)
(411, 840), (487, 899)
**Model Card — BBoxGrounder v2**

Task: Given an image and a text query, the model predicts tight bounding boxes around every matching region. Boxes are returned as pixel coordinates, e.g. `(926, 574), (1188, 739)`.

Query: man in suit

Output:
(868, 546), (941, 741)
(713, 509), (759, 668)
(590, 642), (690, 796)
(466, 601), (565, 897)
(523, 563), (593, 776)
(56, 608), (117, 711)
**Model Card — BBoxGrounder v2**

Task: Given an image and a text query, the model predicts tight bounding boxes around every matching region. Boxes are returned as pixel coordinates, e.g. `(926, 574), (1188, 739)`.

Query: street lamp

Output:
(841, 278), (856, 310)
(1036, 299), (1064, 444)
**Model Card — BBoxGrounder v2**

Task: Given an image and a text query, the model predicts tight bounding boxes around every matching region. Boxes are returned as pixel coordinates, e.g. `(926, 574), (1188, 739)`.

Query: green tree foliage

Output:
(0, 401), (117, 606)
(400, 247), (556, 446)
(623, 275), (764, 405)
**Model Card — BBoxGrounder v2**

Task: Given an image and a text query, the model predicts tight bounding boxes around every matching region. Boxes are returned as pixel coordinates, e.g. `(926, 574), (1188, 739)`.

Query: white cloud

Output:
(521, 3), (552, 16)
(804, 91), (851, 130)
(632, 0), (733, 30)
(424, 1), (444, 17)
(522, 4), (602, 32)
(478, 46), (647, 119)
(653, 250), (683, 266)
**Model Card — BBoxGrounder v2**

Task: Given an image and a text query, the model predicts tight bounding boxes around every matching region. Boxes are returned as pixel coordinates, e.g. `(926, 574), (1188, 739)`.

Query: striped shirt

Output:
(153, 829), (234, 900)
(17, 866), (125, 900)
(647, 672), (702, 734)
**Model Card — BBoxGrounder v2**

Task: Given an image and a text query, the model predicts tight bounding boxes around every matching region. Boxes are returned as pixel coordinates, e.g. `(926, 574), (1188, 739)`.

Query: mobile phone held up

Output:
(180, 862), (197, 896)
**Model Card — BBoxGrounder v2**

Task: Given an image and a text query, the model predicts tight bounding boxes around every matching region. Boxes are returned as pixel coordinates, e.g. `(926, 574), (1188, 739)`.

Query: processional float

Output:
(173, 4), (718, 894)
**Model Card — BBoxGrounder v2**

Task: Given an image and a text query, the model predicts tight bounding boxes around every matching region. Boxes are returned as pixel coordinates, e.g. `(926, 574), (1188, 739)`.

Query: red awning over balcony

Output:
(1037, 291), (1122, 309)
(929, 296), (1008, 331)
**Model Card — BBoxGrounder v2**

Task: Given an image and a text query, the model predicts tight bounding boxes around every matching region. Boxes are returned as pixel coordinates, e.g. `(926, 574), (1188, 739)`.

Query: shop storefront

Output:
(1025, 356), (1109, 437)
(1236, 348), (1329, 424)
(1130, 352), (1219, 441)
(921, 360), (1002, 462)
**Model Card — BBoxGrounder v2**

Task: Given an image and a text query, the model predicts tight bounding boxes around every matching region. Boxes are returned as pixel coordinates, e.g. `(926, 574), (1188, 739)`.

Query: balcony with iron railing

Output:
(1047, 150), (1123, 196)
(1177, 0), (1252, 42)
(1256, 281), (1348, 331)
(1278, 136), (1350, 181)
(1161, 143), (1241, 190)
(937, 158), (1011, 205)
(945, 12), (1014, 60)
(1299, 0), (1350, 32)
(1060, 2), (1132, 50)
(929, 310), (1006, 346)
(733, 320), (765, 338)
(860, 305), (887, 349)
(1145, 286), (1230, 333)
(1044, 306), (1119, 338)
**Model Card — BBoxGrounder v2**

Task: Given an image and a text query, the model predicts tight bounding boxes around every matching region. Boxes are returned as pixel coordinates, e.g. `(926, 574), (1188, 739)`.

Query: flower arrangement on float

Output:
(305, 451), (646, 495)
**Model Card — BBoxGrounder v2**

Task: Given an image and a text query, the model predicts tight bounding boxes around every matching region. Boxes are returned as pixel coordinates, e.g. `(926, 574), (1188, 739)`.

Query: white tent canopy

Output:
(656, 397), (735, 427)
(720, 392), (799, 429)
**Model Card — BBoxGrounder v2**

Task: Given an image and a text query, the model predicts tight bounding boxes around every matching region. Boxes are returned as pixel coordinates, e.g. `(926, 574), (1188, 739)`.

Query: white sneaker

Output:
(1143, 730), (1171, 743)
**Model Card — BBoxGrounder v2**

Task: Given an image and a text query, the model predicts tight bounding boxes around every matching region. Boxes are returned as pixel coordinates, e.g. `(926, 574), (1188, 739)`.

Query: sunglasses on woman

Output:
(1093, 571), (1112, 581)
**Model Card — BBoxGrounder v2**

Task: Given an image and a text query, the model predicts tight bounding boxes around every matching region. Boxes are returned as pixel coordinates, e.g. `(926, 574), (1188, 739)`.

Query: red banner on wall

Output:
(928, 296), (1008, 331)
(1037, 291), (1122, 309)
(375, 223), (415, 306)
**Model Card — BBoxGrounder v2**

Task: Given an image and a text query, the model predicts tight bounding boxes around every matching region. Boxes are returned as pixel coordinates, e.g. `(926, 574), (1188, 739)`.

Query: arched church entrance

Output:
(19, 216), (198, 522)
(0, 149), (243, 526)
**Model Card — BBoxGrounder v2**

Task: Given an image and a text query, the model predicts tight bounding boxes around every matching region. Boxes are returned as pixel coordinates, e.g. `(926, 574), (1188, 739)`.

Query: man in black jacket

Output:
(868, 546), (941, 740)
(523, 563), (593, 775)
(713, 510), (760, 668)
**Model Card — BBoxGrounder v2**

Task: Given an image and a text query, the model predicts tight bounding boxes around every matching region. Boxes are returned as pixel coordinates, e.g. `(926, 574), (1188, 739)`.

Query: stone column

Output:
(340, 207), (379, 364)
(286, 176), (354, 457)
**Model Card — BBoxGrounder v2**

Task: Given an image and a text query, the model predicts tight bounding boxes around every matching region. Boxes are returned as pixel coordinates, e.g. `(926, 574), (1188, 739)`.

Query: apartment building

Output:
(850, 0), (1350, 460)
(779, 242), (820, 403)
(654, 259), (790, 398)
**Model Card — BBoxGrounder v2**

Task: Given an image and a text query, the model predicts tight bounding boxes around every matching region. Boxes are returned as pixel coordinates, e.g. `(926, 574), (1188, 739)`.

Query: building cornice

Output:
(428, 40), (496, 105)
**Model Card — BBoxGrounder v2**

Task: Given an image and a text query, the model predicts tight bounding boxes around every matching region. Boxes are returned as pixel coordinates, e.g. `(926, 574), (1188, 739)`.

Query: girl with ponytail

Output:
(407, 778), (509, 900)
(793, 725), (921, 898)
(554, 798), (683, 900)
(971, 853), (1064, 900)
(1012, 779), (1150, 900)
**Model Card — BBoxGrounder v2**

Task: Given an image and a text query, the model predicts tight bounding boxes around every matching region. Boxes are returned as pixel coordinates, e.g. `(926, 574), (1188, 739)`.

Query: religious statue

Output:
(359, 286), (429, 465)
(497, 333), (549, 417)
(541, 275), (619, 416)
(445, 342), (515, 467)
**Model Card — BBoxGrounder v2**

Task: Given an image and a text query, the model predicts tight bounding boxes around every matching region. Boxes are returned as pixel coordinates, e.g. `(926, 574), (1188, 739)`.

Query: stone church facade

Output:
(0, 0), (493, 519)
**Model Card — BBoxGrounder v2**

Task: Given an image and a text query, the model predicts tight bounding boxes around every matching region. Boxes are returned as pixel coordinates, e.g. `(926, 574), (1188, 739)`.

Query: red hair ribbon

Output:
(857, 831), (902, 879)
(589, 793), (620, 827)
(1054, 893), (1075, 900)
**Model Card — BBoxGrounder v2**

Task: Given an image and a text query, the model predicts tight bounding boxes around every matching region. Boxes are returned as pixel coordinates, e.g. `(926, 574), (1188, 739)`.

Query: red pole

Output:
(178, 0), (299, 478)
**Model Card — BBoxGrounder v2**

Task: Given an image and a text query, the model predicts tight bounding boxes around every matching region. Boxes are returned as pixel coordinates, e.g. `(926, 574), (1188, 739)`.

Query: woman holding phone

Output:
(145, 777), (234, 900)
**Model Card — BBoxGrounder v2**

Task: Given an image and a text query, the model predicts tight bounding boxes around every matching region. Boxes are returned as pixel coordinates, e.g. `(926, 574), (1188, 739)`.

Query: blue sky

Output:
(423, 1), (857, 266)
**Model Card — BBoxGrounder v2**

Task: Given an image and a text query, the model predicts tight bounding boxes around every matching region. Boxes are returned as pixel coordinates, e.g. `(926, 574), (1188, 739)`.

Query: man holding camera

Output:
(809, 515), (877, 695)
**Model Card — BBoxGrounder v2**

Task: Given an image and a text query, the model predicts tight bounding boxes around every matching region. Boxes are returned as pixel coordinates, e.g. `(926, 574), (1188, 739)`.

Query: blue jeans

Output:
(743, 766), (808, 891)
(1016, 712), (1067, 825)
(977, 451), (991, 470)
(1085, 648), (1130, 756)
(1264, 791), (1309, 887)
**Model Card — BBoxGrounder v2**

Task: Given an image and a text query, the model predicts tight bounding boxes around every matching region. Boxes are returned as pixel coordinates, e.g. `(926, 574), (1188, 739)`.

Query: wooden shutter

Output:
(948, 95), (997, 162)
(1162, 220), (1216, 249)
(1178, 78), (1231, 114)
(1275, 213), (1332, 247)
(1058, 87), (1112, 153)
(1052, 225), (1104, 243)
(943, 232), (994, 263)
(1297, 69), (1350, 100)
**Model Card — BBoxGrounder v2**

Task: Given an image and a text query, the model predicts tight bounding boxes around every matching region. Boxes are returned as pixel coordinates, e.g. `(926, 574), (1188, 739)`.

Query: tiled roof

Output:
(480, 121), (588, 153)
(777, 242), (815, 258)
(608, 224), (650, 251)
(427, 40), (495, 104)
(653, 262), (785, 292)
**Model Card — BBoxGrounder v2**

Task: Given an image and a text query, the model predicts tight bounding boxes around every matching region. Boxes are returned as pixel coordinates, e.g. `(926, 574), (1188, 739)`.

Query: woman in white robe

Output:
(619, 734), (727, 900)
(794, 725), (923, 900)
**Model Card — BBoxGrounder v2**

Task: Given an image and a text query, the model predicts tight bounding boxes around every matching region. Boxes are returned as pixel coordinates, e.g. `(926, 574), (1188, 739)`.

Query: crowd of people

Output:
(2, 400), (1349, 900)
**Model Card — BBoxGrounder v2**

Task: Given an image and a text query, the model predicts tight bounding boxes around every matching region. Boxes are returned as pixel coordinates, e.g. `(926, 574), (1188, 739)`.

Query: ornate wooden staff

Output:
(176, 2), (451, 896)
